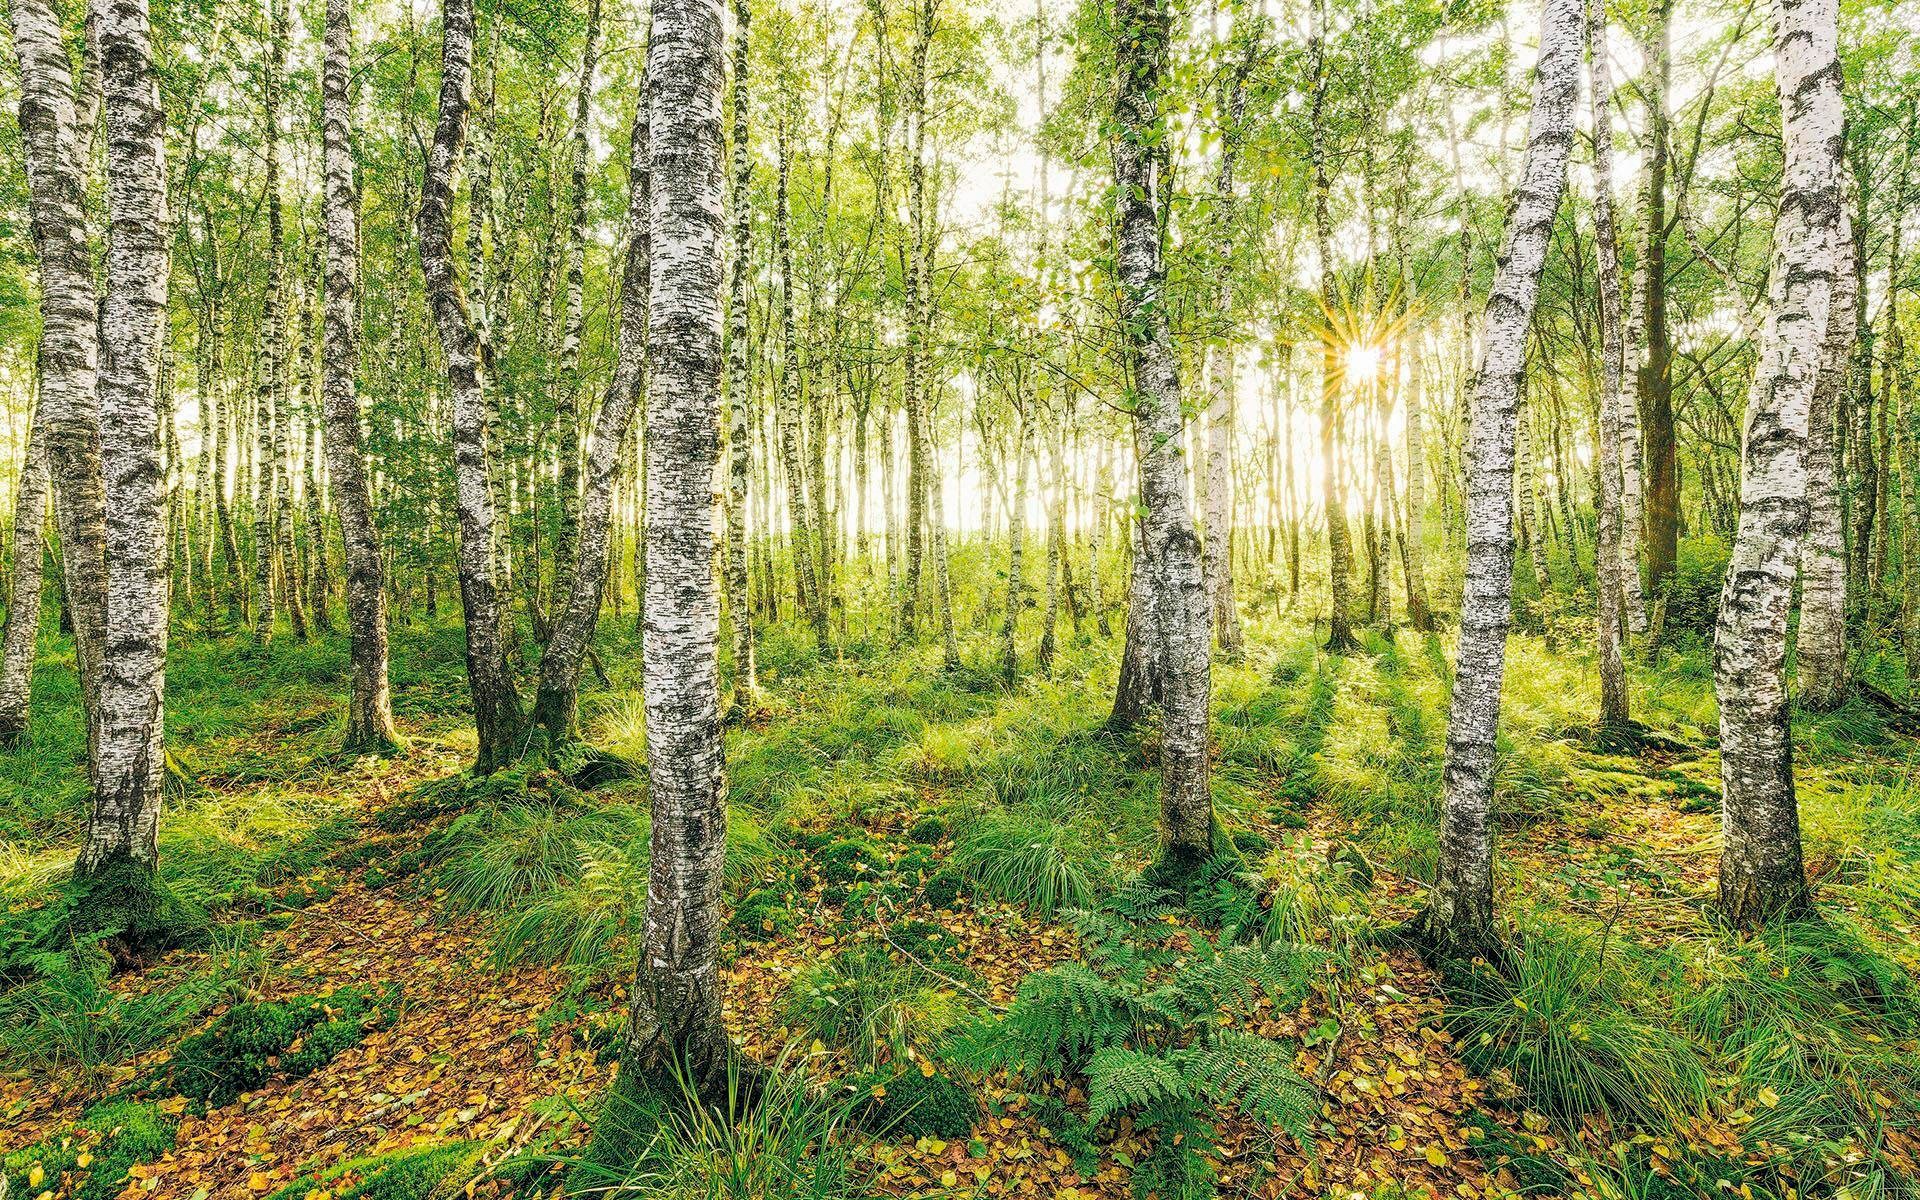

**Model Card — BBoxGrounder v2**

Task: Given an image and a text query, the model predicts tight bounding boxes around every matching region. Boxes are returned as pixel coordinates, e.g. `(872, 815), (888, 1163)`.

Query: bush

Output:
(860, 1067), (977, 1139)
(1, 1100), (177, 1200)
(1446, 921), (1706, 1126)
(779, 941), (968, 1064)
(0, 944), (216, 1091)
(170, 982), (400, 1105)
(950, 811), (1105, 917)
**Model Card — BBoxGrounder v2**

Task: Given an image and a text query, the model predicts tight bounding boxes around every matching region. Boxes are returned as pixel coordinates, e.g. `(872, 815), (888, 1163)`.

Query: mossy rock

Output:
(818, 838), (884, 885)
(170, 982), (401, 1105)
(919, 869), (967, 911)
(1, 1101), (177, 1200)
(906, 816), (949, 845)
(860, 1068), (978, 1139)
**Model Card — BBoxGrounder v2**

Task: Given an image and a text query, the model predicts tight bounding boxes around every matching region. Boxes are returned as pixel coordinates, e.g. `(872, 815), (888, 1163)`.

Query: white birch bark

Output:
(1587, 0), (1630, 731)
(81, 0), (169, 880)
(419, 0), (523, 772)
(722, 0), (757, 708)
(0, 398), (50, 747)
(1112, 0), (1212, 872)
(7, 0), (109, 746)
(624, 0), (732, 1080)
(1419, 0), (1582, 958)
(1794, 199), (1856, 710)
(321, 0), (400, 754)
(1713, 0), (1845, 927)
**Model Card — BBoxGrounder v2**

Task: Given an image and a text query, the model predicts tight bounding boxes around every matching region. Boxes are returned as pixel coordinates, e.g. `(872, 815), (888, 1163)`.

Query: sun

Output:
(1344, 342), (1385, 385)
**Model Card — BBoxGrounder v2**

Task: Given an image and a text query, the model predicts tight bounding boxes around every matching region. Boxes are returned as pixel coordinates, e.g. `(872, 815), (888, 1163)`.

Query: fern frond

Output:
(1176, 1030), (1317, 1143)
(949, 962), (1135, 1077)
(1086, 1046), (1187, 1125)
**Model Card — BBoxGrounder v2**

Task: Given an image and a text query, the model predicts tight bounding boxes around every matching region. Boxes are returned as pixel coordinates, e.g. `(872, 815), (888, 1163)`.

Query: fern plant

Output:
(951, 893), (1320, 1200)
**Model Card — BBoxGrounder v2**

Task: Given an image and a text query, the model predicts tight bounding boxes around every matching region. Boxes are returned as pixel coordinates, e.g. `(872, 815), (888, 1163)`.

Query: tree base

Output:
(1397, 905), (1510, 979)
(571, 1044), (769, 1186)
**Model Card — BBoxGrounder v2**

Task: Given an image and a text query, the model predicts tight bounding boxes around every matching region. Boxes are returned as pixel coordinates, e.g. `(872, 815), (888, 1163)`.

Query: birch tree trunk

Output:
(1415, 0), (1581, 960)
(252, 0), (287, 647)
(1002, 405), (1029, 687)
(1586, 0), (1630, 732)
(1794, 198), (1856, 711)
(534, 98), (649, 750)
(9, 0), (109, 744)
(321, 0), (401, 755)
(79, 0), (169, 892)
(1112, 0), (1212, 876)
(722, 0), (757, 709)
(773, 129), (829, 652)
(420, 0), (524, 774)
(548, 0), (601, 621)
(1309, 0), (1355, 651)
(0, 399), (50, 748)
(1713, 0), (1845, 928)
(621, 0), (732, 1084)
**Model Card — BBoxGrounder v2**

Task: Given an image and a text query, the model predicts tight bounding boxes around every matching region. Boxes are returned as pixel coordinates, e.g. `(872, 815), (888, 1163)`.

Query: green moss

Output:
(818, 838), (883, 885)
(906, 816), (949, 845)
(729, 885), (796, 940)
(170, 982), (400, 1105)
(262, 1142), (480, 1200)
(919, 869), (966, 910)
(1, 1101), (177, 1200)
(860, 1068), (977, 1139)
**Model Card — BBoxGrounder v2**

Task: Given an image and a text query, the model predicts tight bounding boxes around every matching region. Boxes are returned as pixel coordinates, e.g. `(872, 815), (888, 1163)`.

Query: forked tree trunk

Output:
(9, 0), (108, 771)
(1416, 0), (1581, 961)
(534, 99), (649, 748)
(621, 0), (732, 1084)
(1586, 0), (1630, 732)
(420, 0), (524, 773)
(321, 0), (401, 754)
(1794, 200), (1856, 710)
(1112, 0), (1212, 875)
(722, 0), (757, 709)
(80, 0), (170, 886)
(0, 399), (50, 748)
(1713, 0), (1845, 929)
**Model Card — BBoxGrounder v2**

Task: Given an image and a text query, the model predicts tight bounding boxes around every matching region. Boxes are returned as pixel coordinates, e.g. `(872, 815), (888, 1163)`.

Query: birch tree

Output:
(0, 402), (50, 748)
(1587, 0), (1630, 733)
(79, 0), (170, 896)
(420, 0), (524, 774)
(321, 0), (401, 754)
(620, 0), (733, 1084)
(1112, 0), (1213, 876)
(722, 0), (758, 711)
(1414, 0), (1582, 961)
(1714, 0), (1847, 927)
(1794, 199), (1857, 711)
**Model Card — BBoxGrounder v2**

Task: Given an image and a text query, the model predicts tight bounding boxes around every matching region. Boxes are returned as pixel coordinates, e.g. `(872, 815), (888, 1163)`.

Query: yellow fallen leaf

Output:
(27, 1165), (44, 1188)
(1758, 1087), (1780, 1108)
(941, 1170), (958, 1187)
(1426, 1145), (1449, 1167)
(249, 1173), (273, 1192)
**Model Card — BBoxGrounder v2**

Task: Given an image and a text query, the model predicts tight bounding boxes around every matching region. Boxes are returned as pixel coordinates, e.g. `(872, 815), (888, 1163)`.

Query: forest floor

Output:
(3, 593), (1919, 1200)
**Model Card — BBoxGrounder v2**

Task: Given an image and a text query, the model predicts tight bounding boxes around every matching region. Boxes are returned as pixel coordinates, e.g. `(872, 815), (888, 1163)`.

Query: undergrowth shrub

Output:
(1, 1100), (177, 1200)
(779, 940), (968, 1063)
(1446, 920), (1706, 1127)
(857, 1065), (978, 1139)
(952, 899), (1318, 1198)
(169, 981), (401, 1105)
(571, 1049), (864, 1200)
(0, 943), (217, 1092)
(950, 810), (1106, 916)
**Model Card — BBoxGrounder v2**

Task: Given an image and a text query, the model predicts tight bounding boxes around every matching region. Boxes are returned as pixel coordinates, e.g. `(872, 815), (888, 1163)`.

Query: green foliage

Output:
(1446, 920), (1707, 1127)
(950, 810), (1106, 916)
(952, 892), (1317, 1197)
(859, 1067), (979, 1139)
(779, 941), (969, 1064)
(1, 1101), (177, 1200)
(0, 943), (217, 1091)
(169, 982), (401, 1105)
(571, 1050), (866, 1200)
(262, 1142), (483, 1200)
